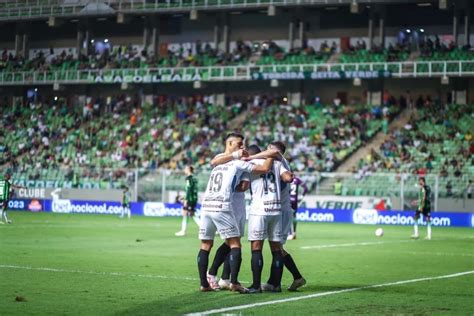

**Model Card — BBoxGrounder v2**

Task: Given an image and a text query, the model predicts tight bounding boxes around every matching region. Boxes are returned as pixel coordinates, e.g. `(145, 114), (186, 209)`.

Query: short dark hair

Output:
(225, 132), (244, 144)
(187, 165), (194, 173)
(419, 177), (426, 184)
(247, 144), (261, 155)
(270, 141), (286, 154)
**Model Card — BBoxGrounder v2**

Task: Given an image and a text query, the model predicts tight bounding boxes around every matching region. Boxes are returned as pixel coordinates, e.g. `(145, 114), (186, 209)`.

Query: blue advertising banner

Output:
(296, 207), (473, 228)
(7, 199), (44, 212)
(7, 199), (474, 228)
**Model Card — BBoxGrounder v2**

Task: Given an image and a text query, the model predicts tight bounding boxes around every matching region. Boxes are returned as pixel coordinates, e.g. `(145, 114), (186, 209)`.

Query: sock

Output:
(229, 248), (242, 285)
(2, 210), (8, 222)
(181, 216), (188, 232)
(270, 251), (284, 287)
(283, 253), (303, 280)
(427, 222), (431, 238)
(197, 249), (210, 287)
(414, 222), (419, 236)
(208, 243), (231, 276)
(250, 250), (263, 289)
(266, 267), (275, 286)
(266, 251), (276, 285)
(221, 254), (230, 280)
(293, 220), (297, 234)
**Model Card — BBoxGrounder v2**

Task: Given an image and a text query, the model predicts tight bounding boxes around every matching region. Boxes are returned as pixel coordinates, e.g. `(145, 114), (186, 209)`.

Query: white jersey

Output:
(249, 159), (289, 216)
(201, 160), (254, 213)
(214, 154), (249, 213)
(280, 157), (292, 212)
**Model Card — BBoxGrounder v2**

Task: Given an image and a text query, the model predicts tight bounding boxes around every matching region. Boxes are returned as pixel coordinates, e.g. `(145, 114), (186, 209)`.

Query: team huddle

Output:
(196, 133), (306, 294)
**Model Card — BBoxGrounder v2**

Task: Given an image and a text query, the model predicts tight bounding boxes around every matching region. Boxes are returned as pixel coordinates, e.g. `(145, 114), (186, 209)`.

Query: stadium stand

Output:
(2, 94), (247, 188)
(0, 0), (473, 211)
(345, 104), (474, 198)
(0, 39), (335, 75)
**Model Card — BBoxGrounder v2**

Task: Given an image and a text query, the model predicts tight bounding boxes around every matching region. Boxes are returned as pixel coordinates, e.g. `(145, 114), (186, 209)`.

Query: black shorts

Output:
(0, 199), (8, 211)
(185, 204), (197, 213)
(122, 203), (130, 208)
(415, 208), (431, 217)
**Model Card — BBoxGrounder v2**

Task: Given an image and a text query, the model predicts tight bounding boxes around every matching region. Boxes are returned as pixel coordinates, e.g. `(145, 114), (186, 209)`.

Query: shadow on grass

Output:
(115, 284), (372, 315)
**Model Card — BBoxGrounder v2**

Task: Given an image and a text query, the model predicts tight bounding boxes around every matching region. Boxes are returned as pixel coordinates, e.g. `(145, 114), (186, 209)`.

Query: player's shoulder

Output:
(250, 158), (265, 165)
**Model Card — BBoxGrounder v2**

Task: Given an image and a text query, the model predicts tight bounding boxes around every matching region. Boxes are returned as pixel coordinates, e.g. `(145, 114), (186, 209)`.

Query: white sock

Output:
(414, 222), (419, 236)
(427, 222), (431, 238)
(3, 211), (9, 222)
(181, 216), (188, 232)
(192, 215), (200, 227)
(127, 208), (131, 219)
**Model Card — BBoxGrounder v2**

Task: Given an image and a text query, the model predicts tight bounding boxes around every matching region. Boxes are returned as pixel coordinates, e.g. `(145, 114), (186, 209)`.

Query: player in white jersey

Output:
(197, 133), (274, 293)
(206, 134), (251, 290)
(243, 141), (306, 292)
(246, 145), (293, 293)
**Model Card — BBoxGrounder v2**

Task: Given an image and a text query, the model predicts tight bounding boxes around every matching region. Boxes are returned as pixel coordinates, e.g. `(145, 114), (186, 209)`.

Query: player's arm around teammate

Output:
(197, 151), (273, 293)
(210, 149), (248, 167)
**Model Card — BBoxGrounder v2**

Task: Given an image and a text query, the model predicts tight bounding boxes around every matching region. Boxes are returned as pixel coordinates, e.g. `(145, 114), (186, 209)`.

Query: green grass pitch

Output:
(1, 211), (473, 315)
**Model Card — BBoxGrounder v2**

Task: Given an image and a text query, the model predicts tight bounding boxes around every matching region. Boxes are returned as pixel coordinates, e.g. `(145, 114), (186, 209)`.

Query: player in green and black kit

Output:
(0, 174), (24, 224)
(175, 166), (199, 236)
(412, 177), (432, 240)
(120, 186), (131, 219)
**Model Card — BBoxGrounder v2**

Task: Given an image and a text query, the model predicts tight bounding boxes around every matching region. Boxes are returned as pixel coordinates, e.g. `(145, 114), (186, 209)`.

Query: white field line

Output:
(300, 240), (411, 249)
(186, 270), (474, 316)
(374, 250), (474, 257)
(0, 264), (200, 281)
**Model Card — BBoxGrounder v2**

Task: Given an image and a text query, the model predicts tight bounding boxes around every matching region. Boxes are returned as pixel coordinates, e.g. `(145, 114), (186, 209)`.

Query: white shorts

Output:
(280, 210), (293, 245)
(248, 214), (281, 242)
(199, 211), (240, 240)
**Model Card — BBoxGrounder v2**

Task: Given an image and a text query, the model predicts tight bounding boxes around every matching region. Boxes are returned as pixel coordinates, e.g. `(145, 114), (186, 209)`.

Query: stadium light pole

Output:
(350, 0), (358, 14)
(190, 9), (198, 20)
(400, 175), (405, 211)
(268, 5), (276, 16)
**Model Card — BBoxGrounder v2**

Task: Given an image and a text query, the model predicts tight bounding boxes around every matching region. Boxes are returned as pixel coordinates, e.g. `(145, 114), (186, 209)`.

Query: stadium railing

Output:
(0, 0), (403, 20)
(1, 60), (474, 85)
(9, 168), (473, 212)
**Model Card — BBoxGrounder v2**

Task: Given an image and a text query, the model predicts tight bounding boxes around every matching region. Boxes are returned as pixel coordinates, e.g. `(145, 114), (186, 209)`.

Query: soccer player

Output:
(0, 174), (25, 224)
(244, 141), (306, 291)
(206, 136), (250, 290)
(176, 165), (199, 236)
(120, 186), (131, 219)
(287, 176), (308, 240)
(197, 133), (273, 293)
(412, 177), (432, 240)
(245, 145), (293, 294)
